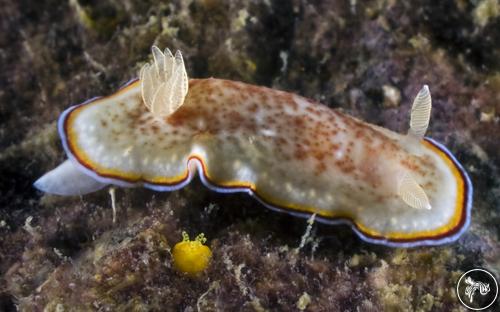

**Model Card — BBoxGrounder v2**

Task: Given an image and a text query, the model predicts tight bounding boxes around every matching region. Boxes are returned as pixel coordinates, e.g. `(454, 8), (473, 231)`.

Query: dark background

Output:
(0, 0), (499, 310)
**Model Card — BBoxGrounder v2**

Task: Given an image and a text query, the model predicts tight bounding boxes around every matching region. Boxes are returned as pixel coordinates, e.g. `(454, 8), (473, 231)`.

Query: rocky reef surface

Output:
(1, 0), (499, 311)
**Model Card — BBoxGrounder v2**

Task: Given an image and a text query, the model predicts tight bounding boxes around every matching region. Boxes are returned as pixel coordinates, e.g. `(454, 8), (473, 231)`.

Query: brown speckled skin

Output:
(66, 78), (461, 240)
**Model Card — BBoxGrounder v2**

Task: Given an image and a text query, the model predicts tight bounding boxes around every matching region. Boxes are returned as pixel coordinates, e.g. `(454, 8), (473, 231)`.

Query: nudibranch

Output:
(35, 46), (472, 247)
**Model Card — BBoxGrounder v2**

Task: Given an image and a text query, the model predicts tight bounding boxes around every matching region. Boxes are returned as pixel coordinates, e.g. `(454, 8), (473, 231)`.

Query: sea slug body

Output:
(172, 232), (212, 276)
(35, 46), (473, 247)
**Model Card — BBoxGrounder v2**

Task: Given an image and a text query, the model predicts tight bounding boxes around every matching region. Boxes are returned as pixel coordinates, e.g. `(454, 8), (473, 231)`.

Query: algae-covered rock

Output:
(1, 0), (499, 310)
